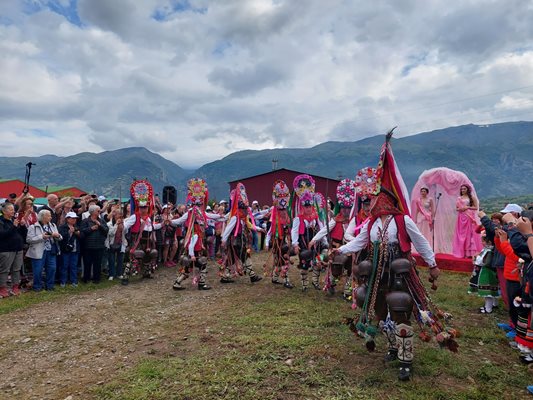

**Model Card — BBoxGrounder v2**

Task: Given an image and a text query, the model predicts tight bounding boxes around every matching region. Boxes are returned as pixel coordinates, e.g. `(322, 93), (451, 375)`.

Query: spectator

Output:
(105, 209), (127, 280)
(205, 206), (216, 259)
(6, 193), (19, 212)
(16, 195), (38, 228)
(468, 233), (498, 313)
(26, 209), (62, 292)
(58, 211), (81, 287)
(56, 197), (75, 226)
(80, 204), (109, 284)
(41, 194), (60, 225)
(0, 202), (26, 297)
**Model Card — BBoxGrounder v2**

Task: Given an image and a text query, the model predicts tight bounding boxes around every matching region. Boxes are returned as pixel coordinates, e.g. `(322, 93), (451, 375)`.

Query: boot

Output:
(384, 348), (398, 363)
(395, 323), (414, 381)
(220, 277), (235, 283)
(173, 273), (188, 290)
(283, 281), (294, 289)
(121, 278), (129, 286)
(272, 279), (282, 285)
(10, 284), (20, 296)
(0, 287), (9, 298)
(198, 283), (212, 290)
(398, 362), (412, 381)
(250, 275), (262, 283)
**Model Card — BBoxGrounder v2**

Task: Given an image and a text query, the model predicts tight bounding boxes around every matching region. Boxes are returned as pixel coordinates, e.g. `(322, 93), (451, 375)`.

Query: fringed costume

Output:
(220, 183), (262, 284)
(338, 130), (457, 381)
(122, 180), (158, 285)
(265, 180), (294, 289)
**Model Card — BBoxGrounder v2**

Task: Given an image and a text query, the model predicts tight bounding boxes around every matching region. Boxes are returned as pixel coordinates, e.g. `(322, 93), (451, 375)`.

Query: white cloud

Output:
(0, 0), (533, 169)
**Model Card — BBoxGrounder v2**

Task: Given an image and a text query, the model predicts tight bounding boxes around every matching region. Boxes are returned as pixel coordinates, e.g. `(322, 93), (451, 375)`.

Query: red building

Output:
(228, 168), (341, 207)
(0, 179), (47, 198)
(39, 186), (87, 198)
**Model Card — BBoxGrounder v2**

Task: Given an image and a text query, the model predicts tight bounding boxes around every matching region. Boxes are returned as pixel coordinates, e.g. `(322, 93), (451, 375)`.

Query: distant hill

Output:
(195, 121), (533, 200)
(0, 121), (532, 201)
(0, 147), (188, 197)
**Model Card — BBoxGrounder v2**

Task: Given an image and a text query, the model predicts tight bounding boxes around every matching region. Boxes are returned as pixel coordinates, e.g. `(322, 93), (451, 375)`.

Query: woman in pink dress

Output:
(452, 184), (482, 258)
(413, 187), (434, 247)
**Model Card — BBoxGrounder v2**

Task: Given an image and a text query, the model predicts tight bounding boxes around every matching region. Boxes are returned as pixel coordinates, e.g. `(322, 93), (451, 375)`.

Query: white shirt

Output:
(344, 217), (357, 242)
(338, 215), (436, 267)
(124, 214), (158, 232)
(310, 219), (337, 246)
(291, 216), (323, 246)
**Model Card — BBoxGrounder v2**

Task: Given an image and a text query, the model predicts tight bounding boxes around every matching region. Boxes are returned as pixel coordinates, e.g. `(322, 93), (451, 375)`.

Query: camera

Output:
(65, 243), (74, 252)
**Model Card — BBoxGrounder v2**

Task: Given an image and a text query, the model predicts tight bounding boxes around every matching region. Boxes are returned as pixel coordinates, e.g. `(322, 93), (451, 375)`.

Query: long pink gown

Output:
(452, 197), (482, 258)
(414, 198), (433, 248)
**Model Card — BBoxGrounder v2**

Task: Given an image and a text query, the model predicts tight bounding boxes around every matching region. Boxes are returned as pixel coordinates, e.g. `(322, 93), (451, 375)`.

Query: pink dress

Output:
(452, 197), (482, 258)
(414, 198), (433, 247)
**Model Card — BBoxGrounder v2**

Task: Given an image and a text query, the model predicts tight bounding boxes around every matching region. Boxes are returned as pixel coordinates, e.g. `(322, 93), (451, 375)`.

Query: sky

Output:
(1, 0), (533, 169)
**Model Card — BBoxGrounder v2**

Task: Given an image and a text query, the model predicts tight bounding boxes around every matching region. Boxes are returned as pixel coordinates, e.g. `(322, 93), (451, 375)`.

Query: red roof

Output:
(0, 179), (47, 198)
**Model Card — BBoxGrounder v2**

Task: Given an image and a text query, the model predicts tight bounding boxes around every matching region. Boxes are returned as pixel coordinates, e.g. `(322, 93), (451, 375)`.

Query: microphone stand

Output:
(432, 192), (442, 253)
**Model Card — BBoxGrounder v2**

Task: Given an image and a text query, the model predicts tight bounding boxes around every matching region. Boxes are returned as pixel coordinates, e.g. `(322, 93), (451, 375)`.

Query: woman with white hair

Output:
(26, 209), (62, 291)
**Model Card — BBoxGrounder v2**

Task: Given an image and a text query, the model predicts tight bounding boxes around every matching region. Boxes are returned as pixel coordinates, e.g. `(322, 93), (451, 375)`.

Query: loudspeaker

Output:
(162, 186), (177, 204)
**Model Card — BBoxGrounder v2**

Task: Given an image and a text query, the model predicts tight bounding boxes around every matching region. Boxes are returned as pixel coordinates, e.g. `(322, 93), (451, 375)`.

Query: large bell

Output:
(355, 284), (368, 308)
(299, 249), (313, 262)
(385, 291), (413, 312)
(390, 258), (412, 275)
(356, 260), (372, 278)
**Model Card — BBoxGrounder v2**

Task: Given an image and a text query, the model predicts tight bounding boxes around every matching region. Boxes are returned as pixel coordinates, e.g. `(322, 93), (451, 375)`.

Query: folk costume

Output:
(122, 180), (158, 285)
(291, 174), (323, 291)
(468, 236), (499, 313)
(311, 179), (356, 298)
(338, 130), (456, 381)
(173, 179), (211, 291)
(515, 257), (533, 363)
(265, 180), (293, 289)
(345, 167), (377, 242)
(220, 183), (262, 284)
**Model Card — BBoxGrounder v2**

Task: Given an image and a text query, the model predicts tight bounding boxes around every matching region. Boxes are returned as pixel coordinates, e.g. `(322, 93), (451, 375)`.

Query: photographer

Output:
(0, 202), (26, 297)
(80, 204), (109, 284)
(58, 212), (81, 287)
(26, 209), (62, 292)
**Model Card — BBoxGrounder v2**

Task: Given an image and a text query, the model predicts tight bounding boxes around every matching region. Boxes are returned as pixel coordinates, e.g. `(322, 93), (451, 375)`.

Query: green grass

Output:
(0, 280), (117, 315)
(94, 271), (532, 400)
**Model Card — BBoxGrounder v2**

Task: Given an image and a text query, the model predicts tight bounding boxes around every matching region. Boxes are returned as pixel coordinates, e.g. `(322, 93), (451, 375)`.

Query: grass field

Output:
(90, 266), (531, 400)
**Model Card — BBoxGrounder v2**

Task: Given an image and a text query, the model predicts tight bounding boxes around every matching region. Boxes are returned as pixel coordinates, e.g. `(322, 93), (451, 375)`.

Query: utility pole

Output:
(272, 158), (279, 170)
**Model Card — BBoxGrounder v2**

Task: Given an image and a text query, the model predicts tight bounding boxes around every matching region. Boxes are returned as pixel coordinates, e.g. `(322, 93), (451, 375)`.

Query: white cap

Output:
(98, 195), (106, 201)
(206, 206), (212, 211)
(252, 200), (259, 205)
(500, 203), (523, 214)
(219, 199), (227, 204)
(162, 204), (169, 209)
(65, 211), (78, 219)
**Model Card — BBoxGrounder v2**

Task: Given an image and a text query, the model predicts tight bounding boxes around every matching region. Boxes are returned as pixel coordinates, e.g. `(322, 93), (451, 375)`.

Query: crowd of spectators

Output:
(0, 192), (277, 297)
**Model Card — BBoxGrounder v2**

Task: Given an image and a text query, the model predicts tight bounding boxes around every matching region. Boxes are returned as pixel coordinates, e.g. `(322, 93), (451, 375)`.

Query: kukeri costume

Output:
(338, 130), (457, 381)
(172, 179), (212, 291)
(291, 174), (323, 291)
(122, 180), (159, 285)
(220, 183), (262, 284)
(265, 180), (293, 289)
(311, 179), (355, 299)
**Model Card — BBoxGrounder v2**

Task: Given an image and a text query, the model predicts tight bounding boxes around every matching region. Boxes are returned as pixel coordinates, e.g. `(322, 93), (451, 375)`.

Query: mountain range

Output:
(0, 121), (532, 200)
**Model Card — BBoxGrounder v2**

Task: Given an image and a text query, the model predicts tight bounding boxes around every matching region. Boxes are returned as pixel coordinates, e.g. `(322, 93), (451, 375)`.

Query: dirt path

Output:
(0, 262), (269, 400)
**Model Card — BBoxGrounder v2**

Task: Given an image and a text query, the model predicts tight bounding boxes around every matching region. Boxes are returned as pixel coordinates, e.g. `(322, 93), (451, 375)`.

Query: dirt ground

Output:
(0, 257), (276, 400)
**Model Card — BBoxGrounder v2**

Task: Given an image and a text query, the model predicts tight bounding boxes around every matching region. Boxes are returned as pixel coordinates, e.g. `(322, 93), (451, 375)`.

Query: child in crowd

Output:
(468, 233), (499, 313)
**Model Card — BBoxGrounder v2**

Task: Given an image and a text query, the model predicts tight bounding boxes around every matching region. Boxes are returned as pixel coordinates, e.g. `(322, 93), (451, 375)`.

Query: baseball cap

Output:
(219, 199), (227, 204)
(252, 200), (259, 205)
(98, 195), (106, 201)
(500, 204), (523, 214)
(65, 211), (78, 219)
(206, 206), (212, 211)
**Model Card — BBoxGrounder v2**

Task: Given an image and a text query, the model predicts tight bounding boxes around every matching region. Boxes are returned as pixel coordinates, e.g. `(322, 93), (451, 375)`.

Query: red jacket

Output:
(495, 237), (519, 282)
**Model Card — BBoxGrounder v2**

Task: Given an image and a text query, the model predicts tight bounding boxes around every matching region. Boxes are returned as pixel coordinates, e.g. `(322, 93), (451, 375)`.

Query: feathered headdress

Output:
(130, 179), (154, 217)
(272, 180), (290, 210)
(291, 174), (316, 216)
(336, 179), (355, 209)
(372, 128), (411, 216)
(186, 178), (208, 208)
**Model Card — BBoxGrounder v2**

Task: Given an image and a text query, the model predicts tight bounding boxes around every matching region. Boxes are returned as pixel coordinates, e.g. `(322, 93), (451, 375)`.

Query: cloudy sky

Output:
(1, 0), (533, 168)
